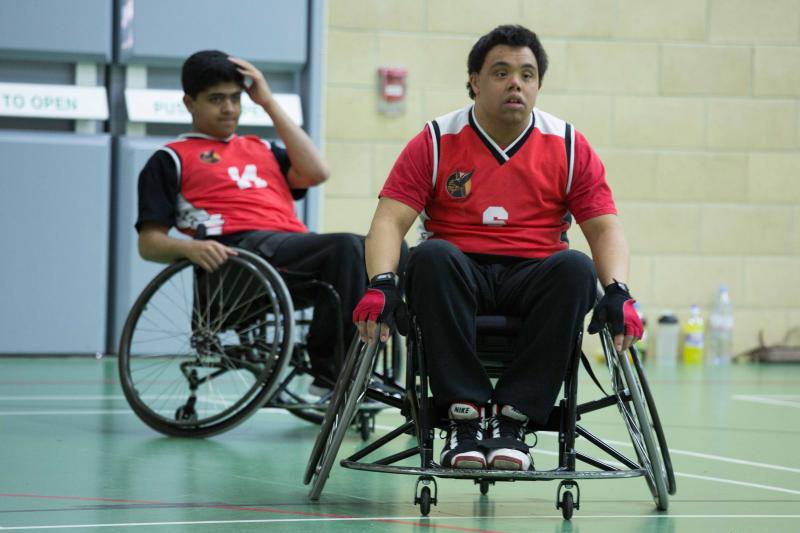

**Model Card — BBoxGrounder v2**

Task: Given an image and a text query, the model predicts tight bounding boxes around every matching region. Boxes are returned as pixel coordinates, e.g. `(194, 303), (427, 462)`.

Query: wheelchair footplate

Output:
(339, 462), (644, 481)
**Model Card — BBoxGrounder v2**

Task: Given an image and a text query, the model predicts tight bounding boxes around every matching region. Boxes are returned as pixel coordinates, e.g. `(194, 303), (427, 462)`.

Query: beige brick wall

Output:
(323, 0), (800, 355)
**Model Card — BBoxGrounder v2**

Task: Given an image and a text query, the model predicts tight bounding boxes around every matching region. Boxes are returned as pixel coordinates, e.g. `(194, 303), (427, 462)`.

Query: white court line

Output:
(0, 396), (129, 401)
(2, 514), (800, 530)
(733, 395), (800, 408)
(676, 473), (800, 496)
(534, 431), (800, 475)
(2, 407), (796, 477)
(661, 447), (800, 475)
(0, 395), (242, 402)
(0, 405), (322, 417)
(529, 446), (800, 496)
(4, 406), (798, 496)
(374, 423), (800, 497)
(0, 398), (271, 416)
(734, 395), (800, 399)
(0, 410), (135, 416)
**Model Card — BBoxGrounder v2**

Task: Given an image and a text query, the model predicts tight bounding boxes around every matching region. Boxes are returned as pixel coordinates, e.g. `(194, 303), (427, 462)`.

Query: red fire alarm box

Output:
(378, 67), (407, 116)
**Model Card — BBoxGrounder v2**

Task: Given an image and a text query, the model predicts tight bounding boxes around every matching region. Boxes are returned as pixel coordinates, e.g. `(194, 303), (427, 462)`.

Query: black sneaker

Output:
(486, 404), (532, 470)
(440, 402), (487, 469)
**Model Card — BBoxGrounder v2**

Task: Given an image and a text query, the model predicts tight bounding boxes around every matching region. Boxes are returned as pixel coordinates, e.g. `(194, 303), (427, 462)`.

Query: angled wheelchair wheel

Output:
(303, 334), (362, 485)
(307, 340), (378, 501)
(632, 349), (677, 495)
(602, 333), (669, 511)
(118, 250), (294, 438)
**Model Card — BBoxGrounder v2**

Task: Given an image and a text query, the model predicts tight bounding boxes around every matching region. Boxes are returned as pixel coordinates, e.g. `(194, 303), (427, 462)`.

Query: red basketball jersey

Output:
(381, 105), (615, 258)
(164, 134), (307, 237)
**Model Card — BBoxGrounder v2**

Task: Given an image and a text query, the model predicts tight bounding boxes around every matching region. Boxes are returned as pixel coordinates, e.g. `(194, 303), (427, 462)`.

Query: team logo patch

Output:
(445, 169), (474, 199)
(199, 150), (221, 164)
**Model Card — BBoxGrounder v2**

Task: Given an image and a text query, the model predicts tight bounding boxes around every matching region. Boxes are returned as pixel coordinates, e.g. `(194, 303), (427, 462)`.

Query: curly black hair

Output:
(466, 25), (548, 99)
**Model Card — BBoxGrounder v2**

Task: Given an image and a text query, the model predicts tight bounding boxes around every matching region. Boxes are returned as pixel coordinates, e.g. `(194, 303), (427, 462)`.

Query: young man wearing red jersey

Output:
(353, 26), (643, 471)
(136, 50), (363, 390)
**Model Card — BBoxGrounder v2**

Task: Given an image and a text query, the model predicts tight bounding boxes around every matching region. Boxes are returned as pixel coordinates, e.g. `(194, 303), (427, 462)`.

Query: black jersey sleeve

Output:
(269, 143), (308, 200)
(135, 149), (180, 232)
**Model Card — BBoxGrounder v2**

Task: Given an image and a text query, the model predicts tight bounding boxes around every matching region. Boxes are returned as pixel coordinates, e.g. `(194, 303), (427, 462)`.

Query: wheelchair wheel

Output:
(303, 334), (362, 485)
(632, 349), (677, 495)
(603, 333), (669, 511)
(118, 250), (294, 438)
(307, 340), (378, 501)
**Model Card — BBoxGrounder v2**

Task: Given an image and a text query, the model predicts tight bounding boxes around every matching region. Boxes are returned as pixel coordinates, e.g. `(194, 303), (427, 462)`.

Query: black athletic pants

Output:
(405, 239), (597, 424)
(227, 231), (367, 371)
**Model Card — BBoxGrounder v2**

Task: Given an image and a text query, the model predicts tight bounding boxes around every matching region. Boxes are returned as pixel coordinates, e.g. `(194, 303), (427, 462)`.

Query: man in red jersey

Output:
(353, 26), (643, 471)
(136, 50), (363, 391)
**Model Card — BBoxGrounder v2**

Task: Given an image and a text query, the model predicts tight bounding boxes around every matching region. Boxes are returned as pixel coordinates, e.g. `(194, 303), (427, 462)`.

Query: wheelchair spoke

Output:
(179, 265), (190, 317)
(207, 269), (262, 335)
(156, 277), (196, 323)
(120, 255), (293, 437)
(129, 332), (194, 346)
(233, 314), (278, 341)
(135, 364), (186, 414)
(140, 298), (191, 340)
(206, 264), (249, 334)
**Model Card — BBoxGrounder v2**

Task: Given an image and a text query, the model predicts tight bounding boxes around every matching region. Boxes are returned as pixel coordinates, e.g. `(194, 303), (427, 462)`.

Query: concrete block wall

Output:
(322, 0), (800, 355)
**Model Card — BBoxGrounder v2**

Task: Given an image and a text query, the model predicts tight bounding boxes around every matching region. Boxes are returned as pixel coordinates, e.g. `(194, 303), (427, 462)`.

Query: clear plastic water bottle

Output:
(656, 311), (680, 367)
(707, 285), (734, 365)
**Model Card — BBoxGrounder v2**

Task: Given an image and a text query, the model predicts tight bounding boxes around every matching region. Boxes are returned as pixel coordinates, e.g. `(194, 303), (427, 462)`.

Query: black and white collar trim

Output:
(468, 106), (534, 165)
(179, 132), (237, 143)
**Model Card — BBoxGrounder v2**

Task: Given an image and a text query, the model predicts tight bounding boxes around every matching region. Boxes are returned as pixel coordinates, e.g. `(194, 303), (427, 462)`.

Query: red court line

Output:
(0, 493), (507, 533)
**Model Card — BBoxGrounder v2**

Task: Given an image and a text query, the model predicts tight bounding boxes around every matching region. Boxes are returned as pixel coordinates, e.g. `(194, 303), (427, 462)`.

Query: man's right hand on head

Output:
(353, 273), (407, 345)
(185, 240), (237, 272)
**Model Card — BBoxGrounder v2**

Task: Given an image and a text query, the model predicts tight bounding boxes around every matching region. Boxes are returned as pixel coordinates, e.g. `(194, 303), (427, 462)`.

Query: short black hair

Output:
(181, 50), (245, 98)
(466, 25), (548, 99)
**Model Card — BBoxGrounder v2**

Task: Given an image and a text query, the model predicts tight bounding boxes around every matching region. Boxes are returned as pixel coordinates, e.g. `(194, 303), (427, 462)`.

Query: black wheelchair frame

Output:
(118, 248), (401, 439)
(304, 302), (676, 520)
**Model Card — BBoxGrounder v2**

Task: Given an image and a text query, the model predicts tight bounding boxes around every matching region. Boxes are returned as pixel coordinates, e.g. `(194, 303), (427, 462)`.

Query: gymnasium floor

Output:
(1, 357), (798, 532)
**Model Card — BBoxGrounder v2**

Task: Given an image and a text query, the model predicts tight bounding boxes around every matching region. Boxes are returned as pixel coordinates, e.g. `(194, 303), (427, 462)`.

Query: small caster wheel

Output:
(561, 491), (574, 520)
(479, 479), (491, 495)
(419, 486), (431, 516)
(359, 414), (371, 441)
(175, 405), (197, 422)
(414, 475), (437, 516)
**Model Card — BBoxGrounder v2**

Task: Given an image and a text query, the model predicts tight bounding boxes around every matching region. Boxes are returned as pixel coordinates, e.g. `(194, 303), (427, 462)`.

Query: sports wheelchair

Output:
(304, 288), (676, 520)
(117, 247), (401, 439)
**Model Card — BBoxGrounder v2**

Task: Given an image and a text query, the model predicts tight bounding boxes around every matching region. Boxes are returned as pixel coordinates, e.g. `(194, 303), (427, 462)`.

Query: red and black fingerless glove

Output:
(587, 280), (643, 339)
(352, 272), (408, 335)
